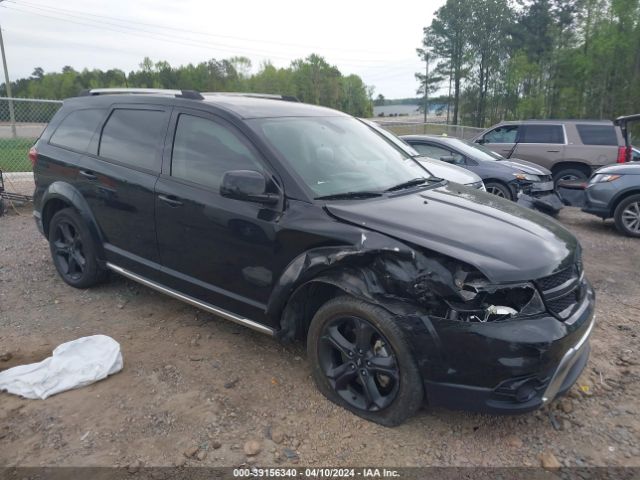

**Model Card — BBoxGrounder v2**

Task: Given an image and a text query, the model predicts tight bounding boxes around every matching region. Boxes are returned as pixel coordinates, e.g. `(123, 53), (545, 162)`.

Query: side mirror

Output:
(439, 155), (456, 163)
(476, 138), (485, 144)
(220, 170), (279, 205)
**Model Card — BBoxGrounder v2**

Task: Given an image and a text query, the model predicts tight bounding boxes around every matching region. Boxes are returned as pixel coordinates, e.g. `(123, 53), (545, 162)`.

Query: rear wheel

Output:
(614, 194), (640, 237)
(484, 181), (513, 200)
(307, 296), (423, 426)
(48, 208), (107, 288)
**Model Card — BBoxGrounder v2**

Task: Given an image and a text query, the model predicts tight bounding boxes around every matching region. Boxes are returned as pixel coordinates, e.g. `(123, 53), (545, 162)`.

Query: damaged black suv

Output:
(32, 89), (595, 426)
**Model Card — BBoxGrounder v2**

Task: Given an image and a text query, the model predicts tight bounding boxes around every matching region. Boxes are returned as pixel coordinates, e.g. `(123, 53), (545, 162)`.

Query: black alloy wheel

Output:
(52, 220), (86, 282)
(48, 208), (107, 288)
(308, 296), (423, 426)
(318, 315), (400, 412)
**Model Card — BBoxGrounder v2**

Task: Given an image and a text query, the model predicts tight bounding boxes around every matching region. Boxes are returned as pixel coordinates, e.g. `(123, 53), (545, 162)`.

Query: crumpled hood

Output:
(497, 158), (552, 176)
(326, 182), (578, 283)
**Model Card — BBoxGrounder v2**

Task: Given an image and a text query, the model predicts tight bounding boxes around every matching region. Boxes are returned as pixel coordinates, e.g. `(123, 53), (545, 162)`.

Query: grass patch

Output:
(0, 137), (36, 172)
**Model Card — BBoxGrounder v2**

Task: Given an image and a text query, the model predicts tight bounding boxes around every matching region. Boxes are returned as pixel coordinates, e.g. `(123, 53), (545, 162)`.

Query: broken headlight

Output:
(446, 278), (546, 323)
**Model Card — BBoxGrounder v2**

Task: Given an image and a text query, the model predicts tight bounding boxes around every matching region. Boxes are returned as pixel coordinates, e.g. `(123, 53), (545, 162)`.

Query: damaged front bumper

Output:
(407, 280), (595, 414)
(517, 190), (564, 215)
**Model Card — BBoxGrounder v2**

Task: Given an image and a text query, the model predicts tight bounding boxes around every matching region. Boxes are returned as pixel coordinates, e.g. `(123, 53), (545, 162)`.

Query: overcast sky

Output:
(0, 0), (445, 98)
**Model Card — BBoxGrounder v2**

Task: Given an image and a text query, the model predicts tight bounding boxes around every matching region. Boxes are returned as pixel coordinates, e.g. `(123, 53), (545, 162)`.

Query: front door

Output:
(154, 109), (281, 324)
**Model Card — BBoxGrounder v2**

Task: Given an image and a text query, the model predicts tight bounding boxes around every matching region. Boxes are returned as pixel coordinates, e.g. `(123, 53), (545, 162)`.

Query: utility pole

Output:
(423, 52), (429, 124)
(0, 25), (17, 138)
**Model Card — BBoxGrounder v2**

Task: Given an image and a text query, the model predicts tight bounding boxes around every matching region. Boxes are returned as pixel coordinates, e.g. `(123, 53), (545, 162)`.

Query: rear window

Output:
(49, 109), (105, 152)
(576, 124), (618, 146)
(99, 109), (166, 171)
(521, 125), (564, 144)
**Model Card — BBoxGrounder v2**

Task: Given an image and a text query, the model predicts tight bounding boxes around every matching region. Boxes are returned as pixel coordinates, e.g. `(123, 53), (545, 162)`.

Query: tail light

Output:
(616, 146), (630, 163)
(28, 146), (38, 167)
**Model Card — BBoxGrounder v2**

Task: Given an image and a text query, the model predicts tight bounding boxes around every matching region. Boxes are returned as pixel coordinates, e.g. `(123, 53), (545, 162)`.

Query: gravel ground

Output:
(0, 205), (639, 469)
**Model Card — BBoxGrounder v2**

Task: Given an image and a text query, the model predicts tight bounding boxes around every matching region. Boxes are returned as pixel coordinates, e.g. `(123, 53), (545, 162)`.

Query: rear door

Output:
(154, 108), (281, 324)
(82, 104), (170, 275)
(511, 124), (565, 170)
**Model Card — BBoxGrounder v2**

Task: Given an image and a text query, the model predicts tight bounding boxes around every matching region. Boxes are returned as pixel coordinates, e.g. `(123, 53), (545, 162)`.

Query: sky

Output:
(0, 0), (446, 99)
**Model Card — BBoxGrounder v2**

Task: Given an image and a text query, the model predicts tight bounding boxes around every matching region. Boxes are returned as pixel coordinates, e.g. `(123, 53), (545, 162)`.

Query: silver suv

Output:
(473, 120), (628, 184)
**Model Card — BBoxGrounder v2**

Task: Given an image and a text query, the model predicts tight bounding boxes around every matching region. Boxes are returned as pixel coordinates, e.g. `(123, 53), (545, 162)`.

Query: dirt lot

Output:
(1, 205), (639, 469)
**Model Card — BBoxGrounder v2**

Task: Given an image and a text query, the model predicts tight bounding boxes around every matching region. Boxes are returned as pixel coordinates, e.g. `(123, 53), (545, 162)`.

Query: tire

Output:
(484, 181), (513, 200)
(307, 296), (424, 426)
(553, 168), (588, 185)
(48, 208), (107, 288)
(614, 194), (640, 238)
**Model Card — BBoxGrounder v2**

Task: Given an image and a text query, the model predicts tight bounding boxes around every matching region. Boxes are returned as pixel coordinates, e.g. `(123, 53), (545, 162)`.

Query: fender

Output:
(40, 181), (106, 262)
(609, 186), (640, 215)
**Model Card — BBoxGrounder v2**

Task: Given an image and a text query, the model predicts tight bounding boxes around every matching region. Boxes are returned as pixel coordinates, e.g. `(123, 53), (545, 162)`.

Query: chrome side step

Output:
(106, 262), (275, 336)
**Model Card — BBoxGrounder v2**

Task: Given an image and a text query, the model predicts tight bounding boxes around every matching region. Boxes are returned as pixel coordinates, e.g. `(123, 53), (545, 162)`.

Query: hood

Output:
(496, 158), (552, 176)
(417, 156), (482, 185)
(595, 163), (640, 175)
(326, 182), (577, 283)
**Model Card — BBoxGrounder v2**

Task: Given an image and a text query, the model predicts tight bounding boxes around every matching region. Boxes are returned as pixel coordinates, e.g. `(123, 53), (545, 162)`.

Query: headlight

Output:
(589, 174), (621, 184)
(513, 173), (540, 182)
(468, 181), (485, 190)
(446, 279), (546, 323)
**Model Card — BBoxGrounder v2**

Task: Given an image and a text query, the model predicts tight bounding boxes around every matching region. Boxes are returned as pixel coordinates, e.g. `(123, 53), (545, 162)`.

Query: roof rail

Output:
(78, 88), (204, 100)
(202, 92), (299, 103)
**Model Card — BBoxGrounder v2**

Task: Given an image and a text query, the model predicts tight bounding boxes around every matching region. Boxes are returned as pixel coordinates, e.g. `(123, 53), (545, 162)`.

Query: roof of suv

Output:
(496, 119), (614, 125)
(67, 90), (345, 119)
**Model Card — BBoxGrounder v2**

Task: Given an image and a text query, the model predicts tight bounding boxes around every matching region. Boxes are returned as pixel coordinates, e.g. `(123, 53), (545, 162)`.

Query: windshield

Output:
(439, 137), (503, 161)
(250, 116), (430, 198)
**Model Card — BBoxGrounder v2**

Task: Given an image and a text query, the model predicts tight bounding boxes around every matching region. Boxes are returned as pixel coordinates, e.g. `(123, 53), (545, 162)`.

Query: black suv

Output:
(32, 89), (595, 426)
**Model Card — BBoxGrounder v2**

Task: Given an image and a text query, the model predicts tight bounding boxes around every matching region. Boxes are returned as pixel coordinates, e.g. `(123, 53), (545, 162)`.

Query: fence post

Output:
(0, 27), (16, 138)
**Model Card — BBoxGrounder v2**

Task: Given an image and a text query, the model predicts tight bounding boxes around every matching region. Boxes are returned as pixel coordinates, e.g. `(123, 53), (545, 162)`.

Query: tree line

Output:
(1, 54), (373, 117)
(418, 0), (640, 127)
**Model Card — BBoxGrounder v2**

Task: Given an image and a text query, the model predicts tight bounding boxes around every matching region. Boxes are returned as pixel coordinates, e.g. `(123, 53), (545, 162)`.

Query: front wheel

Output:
(307, 296), (424, 426)
(484, 181), (513, 200)
(614, 194), (640, 237)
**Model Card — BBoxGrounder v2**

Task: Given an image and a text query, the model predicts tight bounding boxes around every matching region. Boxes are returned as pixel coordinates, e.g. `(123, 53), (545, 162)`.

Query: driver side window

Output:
(483, 125), (519, 144)
(171, 114), (264, 190)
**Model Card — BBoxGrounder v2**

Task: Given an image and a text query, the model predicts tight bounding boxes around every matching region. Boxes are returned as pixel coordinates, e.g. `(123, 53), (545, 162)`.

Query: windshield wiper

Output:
(384, 177), (430, 192)
(315, 191), (382, 200)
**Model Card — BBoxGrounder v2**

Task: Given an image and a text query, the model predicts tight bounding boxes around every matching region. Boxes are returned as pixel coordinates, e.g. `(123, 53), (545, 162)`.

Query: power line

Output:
(14, 0), (399, 57)
(3, 1), (415, 67)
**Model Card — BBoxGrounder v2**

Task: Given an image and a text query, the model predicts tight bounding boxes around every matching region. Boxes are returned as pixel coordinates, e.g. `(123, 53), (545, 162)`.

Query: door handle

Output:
(158, 194), (183, 207)
(79, 170), (97, 180)
(547, 149), (560, 153)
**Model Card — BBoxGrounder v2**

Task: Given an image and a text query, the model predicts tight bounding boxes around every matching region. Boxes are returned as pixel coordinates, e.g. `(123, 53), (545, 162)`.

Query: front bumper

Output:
(410, 281), (595, 414)
(582, 183), (616, 218)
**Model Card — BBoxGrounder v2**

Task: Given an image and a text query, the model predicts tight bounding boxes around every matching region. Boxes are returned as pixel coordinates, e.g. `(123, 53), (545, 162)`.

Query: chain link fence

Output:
(0, 97), (63, 199)
(379, 121), (484, 140)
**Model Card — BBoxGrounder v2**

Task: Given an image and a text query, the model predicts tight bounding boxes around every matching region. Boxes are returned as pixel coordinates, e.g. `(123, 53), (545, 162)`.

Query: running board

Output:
(106, 262), (275, 336)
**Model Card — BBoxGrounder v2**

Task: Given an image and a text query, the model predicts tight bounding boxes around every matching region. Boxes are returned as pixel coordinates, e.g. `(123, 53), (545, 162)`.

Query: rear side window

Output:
(99, 109), (166, 171)
(171, 114), (263, 190)
(521, 125), (564, 144)
(576, 124), (618, 146)
(49, 109), (105, 152)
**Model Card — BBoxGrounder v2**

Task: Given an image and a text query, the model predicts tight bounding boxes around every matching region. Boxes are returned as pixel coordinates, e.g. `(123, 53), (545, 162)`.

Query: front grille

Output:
(535, 256), (583, 320)
(537, 267), (574, 291)
(547, 290), (579, 315)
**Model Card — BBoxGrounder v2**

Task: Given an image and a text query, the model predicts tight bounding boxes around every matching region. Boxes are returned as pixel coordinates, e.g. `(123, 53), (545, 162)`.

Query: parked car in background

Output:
(582, 114), (640, 237)
(632, 147), (639, 162)
(583, 163), (640, 236)
(401, 134), (563, 215)
(361, 119), (485, 190)
(472, 120), (628, 184)
(32, 88), (594, 425)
